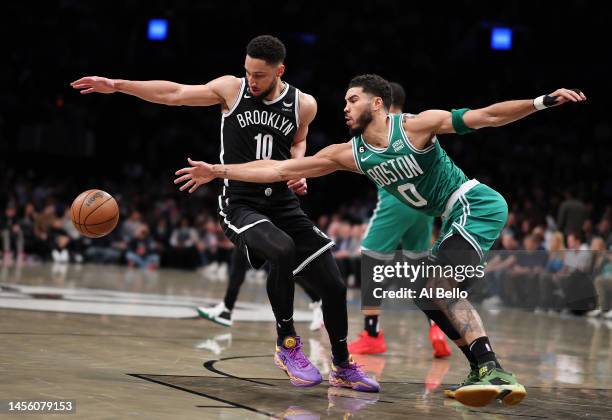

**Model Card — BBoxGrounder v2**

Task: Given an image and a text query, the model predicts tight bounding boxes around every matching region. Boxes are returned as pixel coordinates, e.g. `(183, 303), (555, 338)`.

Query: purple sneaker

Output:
(274, 336), (323, 387)
(329, 356), (380, 392)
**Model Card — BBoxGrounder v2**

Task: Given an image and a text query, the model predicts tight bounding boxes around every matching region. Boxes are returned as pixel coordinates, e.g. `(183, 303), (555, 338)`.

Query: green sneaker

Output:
(443, 366), (479, 398)
(454, 362), (527, 407)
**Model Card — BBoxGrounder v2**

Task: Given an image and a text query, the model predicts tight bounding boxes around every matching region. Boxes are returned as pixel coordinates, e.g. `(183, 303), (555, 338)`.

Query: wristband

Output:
(533, 94), (559, 110)
(533, 95), (546, 110)
(451, 108), (476, 135)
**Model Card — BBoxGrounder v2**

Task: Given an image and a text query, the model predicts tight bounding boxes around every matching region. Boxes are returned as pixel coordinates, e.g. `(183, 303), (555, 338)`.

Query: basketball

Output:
(70, 189), (119, 238)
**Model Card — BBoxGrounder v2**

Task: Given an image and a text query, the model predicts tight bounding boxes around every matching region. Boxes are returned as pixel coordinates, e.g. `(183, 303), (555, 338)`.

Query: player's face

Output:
(244, 56), (284, 98)
(344, 87), (376, 136)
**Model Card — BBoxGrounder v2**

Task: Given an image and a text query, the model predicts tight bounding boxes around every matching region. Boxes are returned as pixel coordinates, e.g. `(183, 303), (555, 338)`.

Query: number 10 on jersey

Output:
(254, 133), (273, 160)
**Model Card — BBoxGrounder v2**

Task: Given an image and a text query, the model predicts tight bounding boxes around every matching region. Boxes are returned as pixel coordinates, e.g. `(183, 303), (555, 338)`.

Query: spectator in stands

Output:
(215, 222), (233, 280)
(84, 228), (127, 264)
(152, 218), (171, 252)
(126, 225), (159, 270)
(556, 230), (593, 314)
(197, 218), (217, 268)
(536, 231), (566, 312)
(333, 222), (354, 283)
(557, 189), (589, 237)
(1, 202), (24, 264)
(197, 219), (231, 279)
(49, 216), (71, 263)
(347, 224), (364, 287)
(33, 204), (56, 259)
(167, 217), (200, 269)
(506, 234), (547, 309)
(484, 231), (519, 307)
(582, 219), (595, 244)
(586, 237), (612, 318)
(596, 217), (612, 249)
(122, 210), (144, 241)
(505, 211), (519, 238)
(61, 207), (84, 263)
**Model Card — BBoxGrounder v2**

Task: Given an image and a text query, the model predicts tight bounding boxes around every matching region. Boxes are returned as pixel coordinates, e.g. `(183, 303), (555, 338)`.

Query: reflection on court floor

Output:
(2, 263), (612, 419)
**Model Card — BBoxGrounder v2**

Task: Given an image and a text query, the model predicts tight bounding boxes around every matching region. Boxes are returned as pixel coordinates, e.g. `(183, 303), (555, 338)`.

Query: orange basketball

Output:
(70, 189), (119, 238)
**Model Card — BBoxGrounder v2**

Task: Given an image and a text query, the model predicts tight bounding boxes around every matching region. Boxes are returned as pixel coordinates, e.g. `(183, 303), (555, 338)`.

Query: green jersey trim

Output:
(441, 179), (480, 220)
(351, 138), (365, 174)
(399, 113), (436, 154)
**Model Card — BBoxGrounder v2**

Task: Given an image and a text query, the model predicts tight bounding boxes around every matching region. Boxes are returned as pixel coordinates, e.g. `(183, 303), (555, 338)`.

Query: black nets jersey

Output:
(220, 77), (301, 192)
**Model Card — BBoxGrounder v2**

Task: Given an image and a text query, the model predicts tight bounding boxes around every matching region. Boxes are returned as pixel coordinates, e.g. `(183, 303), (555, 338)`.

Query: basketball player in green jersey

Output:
(348, 82), (452, 359)
(174, 74), (586, 407)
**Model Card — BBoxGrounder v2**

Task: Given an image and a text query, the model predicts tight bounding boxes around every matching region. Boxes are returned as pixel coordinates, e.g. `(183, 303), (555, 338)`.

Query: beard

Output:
(348, 109), (373, 137)
(252, 78), (277, 100)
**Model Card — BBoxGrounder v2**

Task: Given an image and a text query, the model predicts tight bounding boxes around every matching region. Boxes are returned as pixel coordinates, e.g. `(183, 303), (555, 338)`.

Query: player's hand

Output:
(287, 178), (307, 196)
(70, 76), (117, 94)
(547, 88), (587, 106)
(174, 158), (215, 193)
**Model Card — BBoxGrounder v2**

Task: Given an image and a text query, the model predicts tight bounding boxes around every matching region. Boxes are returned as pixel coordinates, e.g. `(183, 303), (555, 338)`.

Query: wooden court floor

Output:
(1, 263), (611, 419)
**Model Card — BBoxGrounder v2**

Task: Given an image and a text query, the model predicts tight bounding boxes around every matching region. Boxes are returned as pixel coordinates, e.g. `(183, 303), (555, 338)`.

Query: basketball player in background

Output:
(348, 81), (452, 359)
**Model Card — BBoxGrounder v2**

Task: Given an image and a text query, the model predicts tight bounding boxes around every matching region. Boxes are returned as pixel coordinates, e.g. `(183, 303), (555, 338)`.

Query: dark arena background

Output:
(1, 1), (611, 419)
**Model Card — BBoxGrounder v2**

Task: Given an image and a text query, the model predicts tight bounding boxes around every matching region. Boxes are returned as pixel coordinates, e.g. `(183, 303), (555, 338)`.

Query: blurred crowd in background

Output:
(2, 2), (611, 315)
(2, 176), (612, 317)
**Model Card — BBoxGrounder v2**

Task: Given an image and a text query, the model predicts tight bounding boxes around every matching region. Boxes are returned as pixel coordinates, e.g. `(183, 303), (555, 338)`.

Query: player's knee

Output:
(320, 282), (346, 307)
(331, 278), (347, 298)
(437, 236), (480, 268)
(318, 269), (347, 301)
(269, 235), (296, 264)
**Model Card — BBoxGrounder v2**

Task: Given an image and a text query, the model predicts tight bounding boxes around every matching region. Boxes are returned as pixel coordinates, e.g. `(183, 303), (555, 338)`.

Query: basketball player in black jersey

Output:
(71, 35), (379, 392)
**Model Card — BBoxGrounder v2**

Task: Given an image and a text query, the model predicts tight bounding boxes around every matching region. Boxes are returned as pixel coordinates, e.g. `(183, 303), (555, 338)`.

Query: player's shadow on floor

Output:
(129, 373), (611, 419)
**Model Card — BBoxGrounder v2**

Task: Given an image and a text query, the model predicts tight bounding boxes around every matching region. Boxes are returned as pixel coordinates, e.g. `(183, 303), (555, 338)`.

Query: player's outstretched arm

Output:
(287, 93), (317, 196)
(173, 142), (358, 193)
(70, 75), (241, 107)
(405, 88), (587, 136)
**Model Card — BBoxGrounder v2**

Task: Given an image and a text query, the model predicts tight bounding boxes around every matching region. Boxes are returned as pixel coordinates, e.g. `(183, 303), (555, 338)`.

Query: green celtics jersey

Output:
(351, 113), (468, 217)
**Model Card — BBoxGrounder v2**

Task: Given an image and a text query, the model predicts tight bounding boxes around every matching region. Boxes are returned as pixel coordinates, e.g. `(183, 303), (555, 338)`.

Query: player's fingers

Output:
(559, 91), (577, 102)
(290, 179), (306, 188)
(175, 167), (193, 175)
(70, 77), (89, 85)
(173, 174), (191, 184)
(189, 183), (201, 194)
(80, 88), (95, 94)
(565, 89), (582, 101)
(179, 180), (194, 191)
(187, 157), (203, 166)
(574, 90), (586, 101)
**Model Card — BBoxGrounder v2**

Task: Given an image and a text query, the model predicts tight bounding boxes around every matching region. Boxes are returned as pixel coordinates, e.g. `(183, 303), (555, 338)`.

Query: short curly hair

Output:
(348, 74), (392, 110)
(246, 35), (286, 65)
(389, 82), (406, 110)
